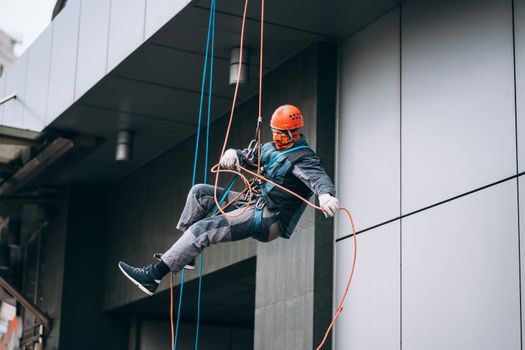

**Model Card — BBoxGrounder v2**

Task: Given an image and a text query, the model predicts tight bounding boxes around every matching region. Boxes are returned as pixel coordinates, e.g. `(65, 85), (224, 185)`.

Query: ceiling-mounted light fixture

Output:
(229, 47), (249, 86)
(115, 130), (133, 162)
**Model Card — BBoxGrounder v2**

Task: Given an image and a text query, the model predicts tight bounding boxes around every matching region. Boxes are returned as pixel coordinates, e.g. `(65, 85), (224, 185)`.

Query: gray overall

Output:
(161, 137), (335, 274)
(161, 184), (282, 273)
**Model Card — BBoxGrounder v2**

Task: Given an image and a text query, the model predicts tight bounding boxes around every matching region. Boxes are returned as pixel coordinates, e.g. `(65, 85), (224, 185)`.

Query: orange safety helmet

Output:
(270, 105), (304, 130)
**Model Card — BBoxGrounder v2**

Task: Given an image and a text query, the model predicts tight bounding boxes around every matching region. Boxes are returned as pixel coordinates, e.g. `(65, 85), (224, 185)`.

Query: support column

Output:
(254, 43), (337, 350)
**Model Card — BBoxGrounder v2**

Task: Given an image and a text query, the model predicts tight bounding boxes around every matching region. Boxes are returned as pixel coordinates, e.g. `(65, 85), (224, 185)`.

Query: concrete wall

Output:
(139, 321), (252, 350)
(58, 186), (128, 349)
(37, 198), (69, 350)
(336, 0), (522, 349)
(254, 43), (337, 350)
(24, 186), (130, 350)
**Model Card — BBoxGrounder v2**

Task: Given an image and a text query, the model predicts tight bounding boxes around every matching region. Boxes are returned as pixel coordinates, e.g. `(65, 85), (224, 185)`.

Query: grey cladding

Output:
(24, 26), (53, 131)
(107, 0), (146, 72)
(46, 0), (81, 123)
(402, 180), (520, 349)
(75, 0), (111, 99)
(337, 8), (401, 235)
(401, 0), (516, 213)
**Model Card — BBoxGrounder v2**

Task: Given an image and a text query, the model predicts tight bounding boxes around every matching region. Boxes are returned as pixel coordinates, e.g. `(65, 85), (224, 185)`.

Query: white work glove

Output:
(319, 193), (339, 218)
(220, 149), (239, 169)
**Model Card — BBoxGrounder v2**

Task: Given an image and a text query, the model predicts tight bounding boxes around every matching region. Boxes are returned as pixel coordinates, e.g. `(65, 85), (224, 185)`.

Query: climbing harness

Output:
(252, 197), (266, 236)
(266, 145), (312, 169)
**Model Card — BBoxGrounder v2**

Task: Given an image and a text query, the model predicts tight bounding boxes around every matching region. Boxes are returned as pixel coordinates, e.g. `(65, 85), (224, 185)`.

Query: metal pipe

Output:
(0, 93), (16, 107)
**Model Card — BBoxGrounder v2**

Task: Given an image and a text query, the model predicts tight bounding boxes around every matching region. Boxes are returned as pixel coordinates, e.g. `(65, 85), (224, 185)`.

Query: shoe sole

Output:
(118, 263), (154, 296)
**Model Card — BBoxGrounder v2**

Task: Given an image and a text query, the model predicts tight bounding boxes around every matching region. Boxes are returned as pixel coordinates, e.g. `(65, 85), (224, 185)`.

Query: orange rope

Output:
(258, 0), (264, 119)
(170, 274), (174, 349)
(213, 0), (249, 216)
(315, 207), (356, 350)
(257, 0), (264, 174)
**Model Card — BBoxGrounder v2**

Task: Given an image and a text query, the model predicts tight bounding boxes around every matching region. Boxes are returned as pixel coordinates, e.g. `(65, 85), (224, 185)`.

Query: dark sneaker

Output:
(118, 261), (159, 296)
(153, 253), (195, 271)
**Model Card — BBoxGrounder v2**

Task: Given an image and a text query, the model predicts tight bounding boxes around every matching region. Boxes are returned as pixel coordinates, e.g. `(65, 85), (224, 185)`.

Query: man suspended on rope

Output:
(118, 105), (340, 296)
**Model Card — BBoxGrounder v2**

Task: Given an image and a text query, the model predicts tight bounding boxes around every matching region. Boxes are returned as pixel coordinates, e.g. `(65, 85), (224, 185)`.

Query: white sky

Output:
(0, 0), (56, 56)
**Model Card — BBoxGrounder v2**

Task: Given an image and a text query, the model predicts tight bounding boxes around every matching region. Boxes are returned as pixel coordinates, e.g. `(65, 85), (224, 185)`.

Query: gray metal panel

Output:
(402, 0), (515, 213)
(3, 52), (29, 129)
(144, 0), (188, 39)
(151, 6), (328, 69)
(403, 180), (520, 349)
(75, 0), (111, 99)
(112, 42), (265, 103)
(46, 0), (81, 123)
(517, 0), (525, 172)
(337, 8), (400, 235)
(81, 76), (232, 125)
(24, 26), (53, 132)
(54, 104), (196, 147)
(208, 0), (398, 39)
(107, 0), (146, 73)
(335, 221), (400, 350)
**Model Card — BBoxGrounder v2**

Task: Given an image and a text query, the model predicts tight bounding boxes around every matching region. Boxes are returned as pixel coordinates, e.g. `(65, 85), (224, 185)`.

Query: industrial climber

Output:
(118, 105), (340, 296)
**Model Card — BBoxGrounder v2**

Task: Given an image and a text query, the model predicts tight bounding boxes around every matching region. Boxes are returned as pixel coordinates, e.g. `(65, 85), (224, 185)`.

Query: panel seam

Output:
(105, 0), (113, 72)
(336, 172), (525, 242)
(511, 0), (523, 347)
(399, 3), (403, 349)
(72, 0), (82, 100)
(21, 50), (30, 128)
(44, 22), (56, 123)
(143, 0), (148, 41)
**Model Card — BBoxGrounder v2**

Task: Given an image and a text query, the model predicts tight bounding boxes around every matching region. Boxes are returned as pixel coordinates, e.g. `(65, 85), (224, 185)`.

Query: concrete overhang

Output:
(0, 0), (398, 186)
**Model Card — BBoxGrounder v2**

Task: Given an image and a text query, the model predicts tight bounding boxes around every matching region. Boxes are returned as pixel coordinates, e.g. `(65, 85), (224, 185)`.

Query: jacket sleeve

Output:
(291, 154), (336, 197)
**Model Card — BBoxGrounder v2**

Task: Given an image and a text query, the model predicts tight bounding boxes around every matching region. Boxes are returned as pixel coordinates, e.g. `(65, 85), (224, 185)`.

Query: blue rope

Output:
(190, 0), (215, 187)
(211, 176), (237, 217)
(203, 2), (215, 186)
(174, 1), (216, 349)
(195, 0), (216, 349)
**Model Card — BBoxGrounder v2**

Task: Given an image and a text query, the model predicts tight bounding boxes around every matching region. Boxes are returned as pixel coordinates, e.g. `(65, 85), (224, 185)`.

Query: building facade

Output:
(0, 29), (16, 78)
(0, 0), (522, 349)
(335, 1), (524, 348)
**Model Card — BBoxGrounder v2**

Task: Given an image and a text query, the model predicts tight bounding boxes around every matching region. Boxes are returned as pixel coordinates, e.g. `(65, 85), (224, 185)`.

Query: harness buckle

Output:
(255, 197), (266, 210)
(246, 139), (257, 157)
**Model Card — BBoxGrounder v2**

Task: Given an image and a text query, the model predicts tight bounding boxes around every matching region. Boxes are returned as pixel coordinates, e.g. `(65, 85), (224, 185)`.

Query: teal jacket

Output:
(238, 135), (335, 238)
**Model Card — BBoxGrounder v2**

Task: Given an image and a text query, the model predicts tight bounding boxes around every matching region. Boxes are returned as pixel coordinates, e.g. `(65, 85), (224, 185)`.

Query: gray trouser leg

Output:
(162, 204), (253, 272)
(162, 184), (284, 273)
(176, 184), (239, 232)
